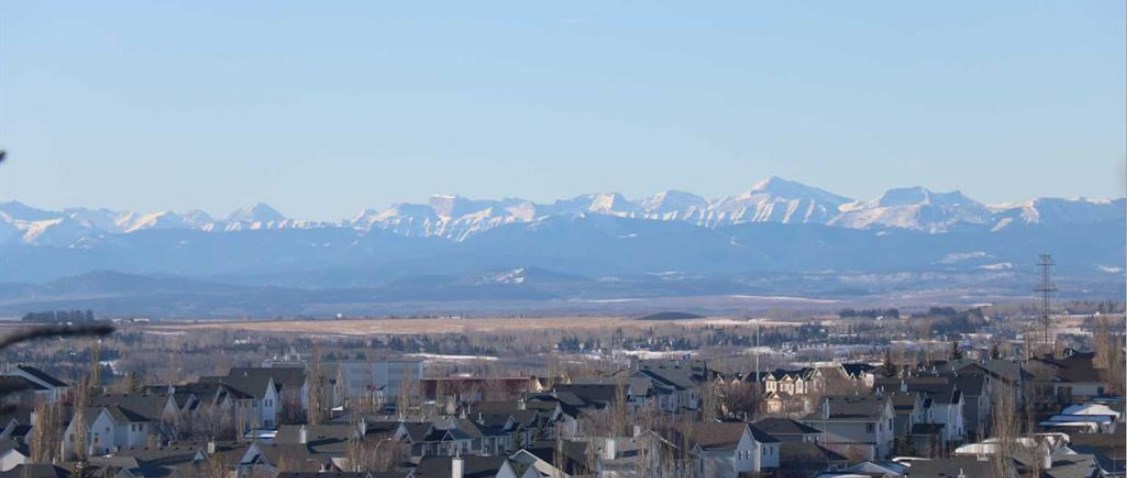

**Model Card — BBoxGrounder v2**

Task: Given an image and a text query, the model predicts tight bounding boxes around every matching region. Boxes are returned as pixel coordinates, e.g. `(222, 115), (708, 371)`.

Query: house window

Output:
(866, 423), (875, 433)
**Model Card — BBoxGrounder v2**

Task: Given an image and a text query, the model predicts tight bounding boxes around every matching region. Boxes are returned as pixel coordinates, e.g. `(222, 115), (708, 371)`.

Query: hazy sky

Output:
(1, 1), (1124, 221)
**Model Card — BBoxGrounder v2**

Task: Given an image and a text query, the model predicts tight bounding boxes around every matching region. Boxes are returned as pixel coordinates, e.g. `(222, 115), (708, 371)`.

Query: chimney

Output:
(602, 438), (616, 461)
(451, 455), (464, 478)
(207, 439), (217, 455)
(1040, 440), (1053, 470)
(299, 425), (308, 445)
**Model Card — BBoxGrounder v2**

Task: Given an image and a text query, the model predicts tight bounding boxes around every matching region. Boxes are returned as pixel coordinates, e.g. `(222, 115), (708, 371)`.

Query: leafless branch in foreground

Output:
(0, 322), (114, 350)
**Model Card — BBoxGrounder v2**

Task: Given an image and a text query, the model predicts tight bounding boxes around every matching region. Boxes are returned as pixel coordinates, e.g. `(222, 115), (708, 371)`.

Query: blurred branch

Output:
(0, 322), (114, 350)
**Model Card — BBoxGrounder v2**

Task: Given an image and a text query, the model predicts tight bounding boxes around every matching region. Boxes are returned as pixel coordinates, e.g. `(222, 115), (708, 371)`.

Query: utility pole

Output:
(1034, 254), (1057, 351)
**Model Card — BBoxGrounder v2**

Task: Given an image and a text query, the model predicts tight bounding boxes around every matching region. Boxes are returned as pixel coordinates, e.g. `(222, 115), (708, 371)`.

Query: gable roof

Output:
(518, 440), (594, 476)
(813, 395), (889, 421)
(275, 424), (356, 445)
(229, 367), (307, 389)
(778, 442), (848, 466)
(752, 417), (821, 436)
(889, 392), (921, 413)
(841, 363), (876, 378)
(552, 384), (619, 408)
(13, 366), (68, 388)
(397, 422), (434, 443)
(248, 442), (342, 472)
(0, 464), (70, 478)
(199, 372), (275, 400)
(676, 422), (759, 451)
(414, 455), (509, 478)
(91, 394), (170, 422)
(635, 362), (702, 390)
(0, 376), (47, 393)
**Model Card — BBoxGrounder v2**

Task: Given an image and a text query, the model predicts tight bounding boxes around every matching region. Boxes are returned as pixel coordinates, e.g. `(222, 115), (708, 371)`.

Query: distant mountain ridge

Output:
(0, 176), (1122, 310)
(2, 176), (1123, 245)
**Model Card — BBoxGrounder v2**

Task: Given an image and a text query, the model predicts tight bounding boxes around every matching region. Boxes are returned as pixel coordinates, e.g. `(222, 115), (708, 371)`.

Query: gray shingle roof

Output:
(91, 394), (169, 422)
(15, 366), (67, 388)
(752, 418), (821, 436)
(814, 395), (888, 420)
(413, 456), (508, 478)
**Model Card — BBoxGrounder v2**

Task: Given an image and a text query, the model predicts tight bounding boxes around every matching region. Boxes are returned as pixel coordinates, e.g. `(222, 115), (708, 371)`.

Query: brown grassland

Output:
(139, 316), (765, 335)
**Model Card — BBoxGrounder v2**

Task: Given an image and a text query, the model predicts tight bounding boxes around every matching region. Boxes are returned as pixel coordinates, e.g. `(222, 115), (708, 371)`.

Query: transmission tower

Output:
(1034, 254), (1057, 348)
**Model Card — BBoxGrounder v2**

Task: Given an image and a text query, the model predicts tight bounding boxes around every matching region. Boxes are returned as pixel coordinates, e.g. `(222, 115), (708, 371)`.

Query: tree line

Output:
(21, 309), (95, 323)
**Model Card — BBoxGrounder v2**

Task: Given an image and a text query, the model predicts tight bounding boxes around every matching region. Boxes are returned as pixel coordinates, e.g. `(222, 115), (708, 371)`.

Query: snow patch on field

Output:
(409, 353), (498, 362)
(614, 350), (695, 360)
(726, 295), (838, 304)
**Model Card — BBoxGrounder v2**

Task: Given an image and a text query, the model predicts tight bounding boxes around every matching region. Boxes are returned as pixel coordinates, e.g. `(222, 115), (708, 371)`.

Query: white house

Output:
(63, 406), (158, 458)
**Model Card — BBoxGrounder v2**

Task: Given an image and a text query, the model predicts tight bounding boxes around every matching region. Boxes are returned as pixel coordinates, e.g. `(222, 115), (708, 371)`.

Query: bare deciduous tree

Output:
(307, 343), (326, 425)
(990, 380), (1018, 478)
(30, 400), (61, 463)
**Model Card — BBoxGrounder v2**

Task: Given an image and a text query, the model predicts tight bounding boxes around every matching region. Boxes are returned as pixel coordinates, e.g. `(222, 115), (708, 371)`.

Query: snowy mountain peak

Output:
(0, 201), (56, 221)
(745, 176), (852, 205)
(227, 203), (285, 223)
(588, 192), (633, 213)
(872, 187), (978, 208)
(1, 180), (1124, 246)
(428, 194), (510, 219)
(834, 187), (991, 232)
(640, 190), (708, 213)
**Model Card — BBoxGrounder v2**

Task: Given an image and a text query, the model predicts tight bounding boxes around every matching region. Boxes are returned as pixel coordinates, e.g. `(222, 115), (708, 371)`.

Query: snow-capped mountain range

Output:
(1, 177), (1122, 245)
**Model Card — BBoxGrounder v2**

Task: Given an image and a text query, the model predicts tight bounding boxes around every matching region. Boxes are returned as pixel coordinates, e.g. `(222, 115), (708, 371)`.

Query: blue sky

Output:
(1, 1), (1124, 220)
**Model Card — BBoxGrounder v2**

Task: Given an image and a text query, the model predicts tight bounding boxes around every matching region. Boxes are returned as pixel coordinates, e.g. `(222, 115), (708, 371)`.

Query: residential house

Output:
(763, 368), (824, 416)
(266, 359), (421, 410)
(394, 421), (475, 459)
(802, 395), (895, 460)
(672, 421), (780, 476)
(63, 393), (178, 458)
(198, 369), (287, 430)
(632, 359), (710, 412)
(508, 440), (594, 478)
(64, 406), (154, 458)
(239, 430), (350, 475)
(1033, 352), (1108, 405)
(877, 376), (966, 446)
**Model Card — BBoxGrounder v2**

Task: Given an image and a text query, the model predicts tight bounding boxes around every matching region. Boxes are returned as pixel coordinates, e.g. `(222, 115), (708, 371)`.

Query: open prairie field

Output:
(142, 316), (660, 336)
(132, 314), (817, 337)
